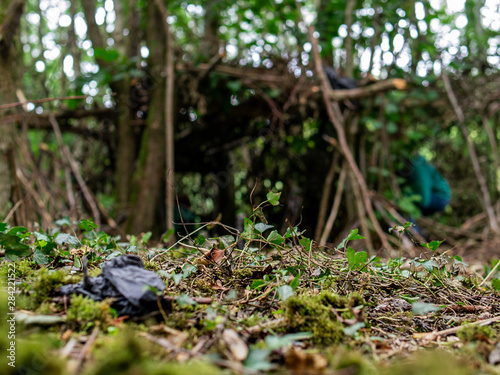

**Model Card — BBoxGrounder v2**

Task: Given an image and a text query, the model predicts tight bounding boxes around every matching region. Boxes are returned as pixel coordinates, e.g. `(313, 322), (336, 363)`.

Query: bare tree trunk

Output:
(0, 0), (25, 221)
(153, 0), (176, 236)
(343, 0), (356, 78)
(81, 0), (137, 215)
(128, 1), (166, 234)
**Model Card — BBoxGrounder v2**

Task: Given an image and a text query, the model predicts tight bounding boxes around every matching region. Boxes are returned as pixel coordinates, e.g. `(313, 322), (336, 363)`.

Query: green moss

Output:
(383, 350), (474, 375)
(0, 259), (35, 281)
(329, 348), (378, 375)
(29, 268), (76, 303)
(144, 260), (159, 271)
(284, 290), (368, 345)
(66, 295), (113, 331)
(194, 279), (215, 294)
(85, 328), (219, 375)
(234, 267), (253, 279)
(0, 291), (65, 375)
(285, 291), (345, 345)
(457, 324), (495, 343)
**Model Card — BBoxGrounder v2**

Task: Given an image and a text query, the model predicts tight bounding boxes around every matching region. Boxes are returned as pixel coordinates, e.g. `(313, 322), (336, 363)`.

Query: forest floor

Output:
(1, 215), (500, 375)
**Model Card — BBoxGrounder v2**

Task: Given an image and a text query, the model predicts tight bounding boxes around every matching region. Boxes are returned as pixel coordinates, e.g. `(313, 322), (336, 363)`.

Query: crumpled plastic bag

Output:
(59, 254), (166, 317)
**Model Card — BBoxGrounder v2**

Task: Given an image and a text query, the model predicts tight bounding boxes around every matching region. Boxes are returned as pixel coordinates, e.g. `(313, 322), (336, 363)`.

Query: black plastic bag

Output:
(60, 255), (166, 317)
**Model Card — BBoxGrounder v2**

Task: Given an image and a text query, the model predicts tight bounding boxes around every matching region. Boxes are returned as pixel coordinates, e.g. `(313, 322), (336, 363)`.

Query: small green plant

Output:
(66, 295), (113, 331)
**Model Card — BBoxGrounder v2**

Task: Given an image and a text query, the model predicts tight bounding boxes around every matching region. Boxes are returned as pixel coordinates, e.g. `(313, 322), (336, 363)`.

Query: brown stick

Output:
(306, 24), (391, 251)
(0, 95), (90, 110)
(49, 115), (101, 225)
(419, 315), (500, 342)
(482, 115), (500, 193)
(320, 162), (347, 247)
(314, 152), (339, 241)
(348, 170), (374, 252)
(328, 79), (407, 101)
(442, 72), (499, 234)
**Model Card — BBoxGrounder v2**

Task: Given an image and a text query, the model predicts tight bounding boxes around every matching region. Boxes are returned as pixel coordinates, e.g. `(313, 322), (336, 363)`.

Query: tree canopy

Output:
(1, 0), (500, 248)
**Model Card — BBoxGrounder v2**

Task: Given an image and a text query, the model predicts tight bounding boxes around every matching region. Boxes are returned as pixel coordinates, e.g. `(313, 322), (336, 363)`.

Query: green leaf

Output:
(276, 285), (294, 301)
(266, 191), (281, 206)
(267, 230), (284, 244)
(244, 348), (273, 371)
(265, 332), (312, 351)
(347, 229), (366, 241)
(343, 322), (365, 336)
(78, 219), (98, 232)
(194, 235), (206, 246)
(226, 80), (242, 91)
(34, 232), (50, 243)
(346, 247), (368, 270)
(336, 228), (365, 250)
(411, 302), (441, 315)
(162, 228), (175, 242)
(290, 273), (300, 290)
(172, 273), (183, 286)
(492, 278), (500, 292)
(0, 233), (31, 257)
(420, 240), (444, 252)
(0, 222), (7, 232)
(33, 249), (48, 265)
(7, 226), (28, 236)
(55, 233), (79, 246)
(255, 223), (274, 233)
(176, 294), (198, 307)
(93, 47), (120, 63)
(251, 279), (266, 290)
(420, 260), (438, 272)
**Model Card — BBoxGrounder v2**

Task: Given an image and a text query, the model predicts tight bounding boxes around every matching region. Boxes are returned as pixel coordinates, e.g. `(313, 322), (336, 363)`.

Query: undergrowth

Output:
(0, 192), (500, 374)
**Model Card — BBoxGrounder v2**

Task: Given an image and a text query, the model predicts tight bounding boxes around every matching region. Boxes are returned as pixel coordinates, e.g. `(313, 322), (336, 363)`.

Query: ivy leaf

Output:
(266, 191), (281, 206)
(276, 285), (294, 301)
(0, 233), (31, 257)
(412, 302), (441, 315)
(194, 235), (206, 246)
(244, 348), (273, 371)
(78, 219), (98, 232)
(347, 229), (366, 241)
(343, 322), (365, 336)
(420, 240), (444, 252)
(492, 278), (500, 292)
(420, 260), (438, 272)
(33, 249), (48, 265)
(55, 233), (79, 246)
(290, 273), (300, 290)
(176, 294), (198, 307)
(346, 247), (368, 270)
(255, 223), (274, 233)
(267, 230), (284, 245)
(251, 279), (266, 290)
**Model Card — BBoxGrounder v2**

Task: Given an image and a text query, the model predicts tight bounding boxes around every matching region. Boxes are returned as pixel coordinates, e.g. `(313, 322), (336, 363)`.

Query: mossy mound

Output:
(284, 291), (366, 345)
(85, 329), (220, 375)
(66, 295), (113, 331)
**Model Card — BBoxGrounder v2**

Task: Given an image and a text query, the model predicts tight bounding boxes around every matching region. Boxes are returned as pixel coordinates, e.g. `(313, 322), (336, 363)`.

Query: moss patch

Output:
(284, 291), (367, 345)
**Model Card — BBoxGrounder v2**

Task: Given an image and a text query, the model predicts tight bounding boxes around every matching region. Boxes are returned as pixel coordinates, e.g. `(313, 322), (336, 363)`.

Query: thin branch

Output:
(314, 151), (339, 241)
(0, 94), (90, 110)
(153, 0), (176, 237)
(49, 115), (101, 225)
(320, 162), (347, 247)
(442, 72), (499, 234)
(305, 22), (391, 251)
(328, 79), (407, 100)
